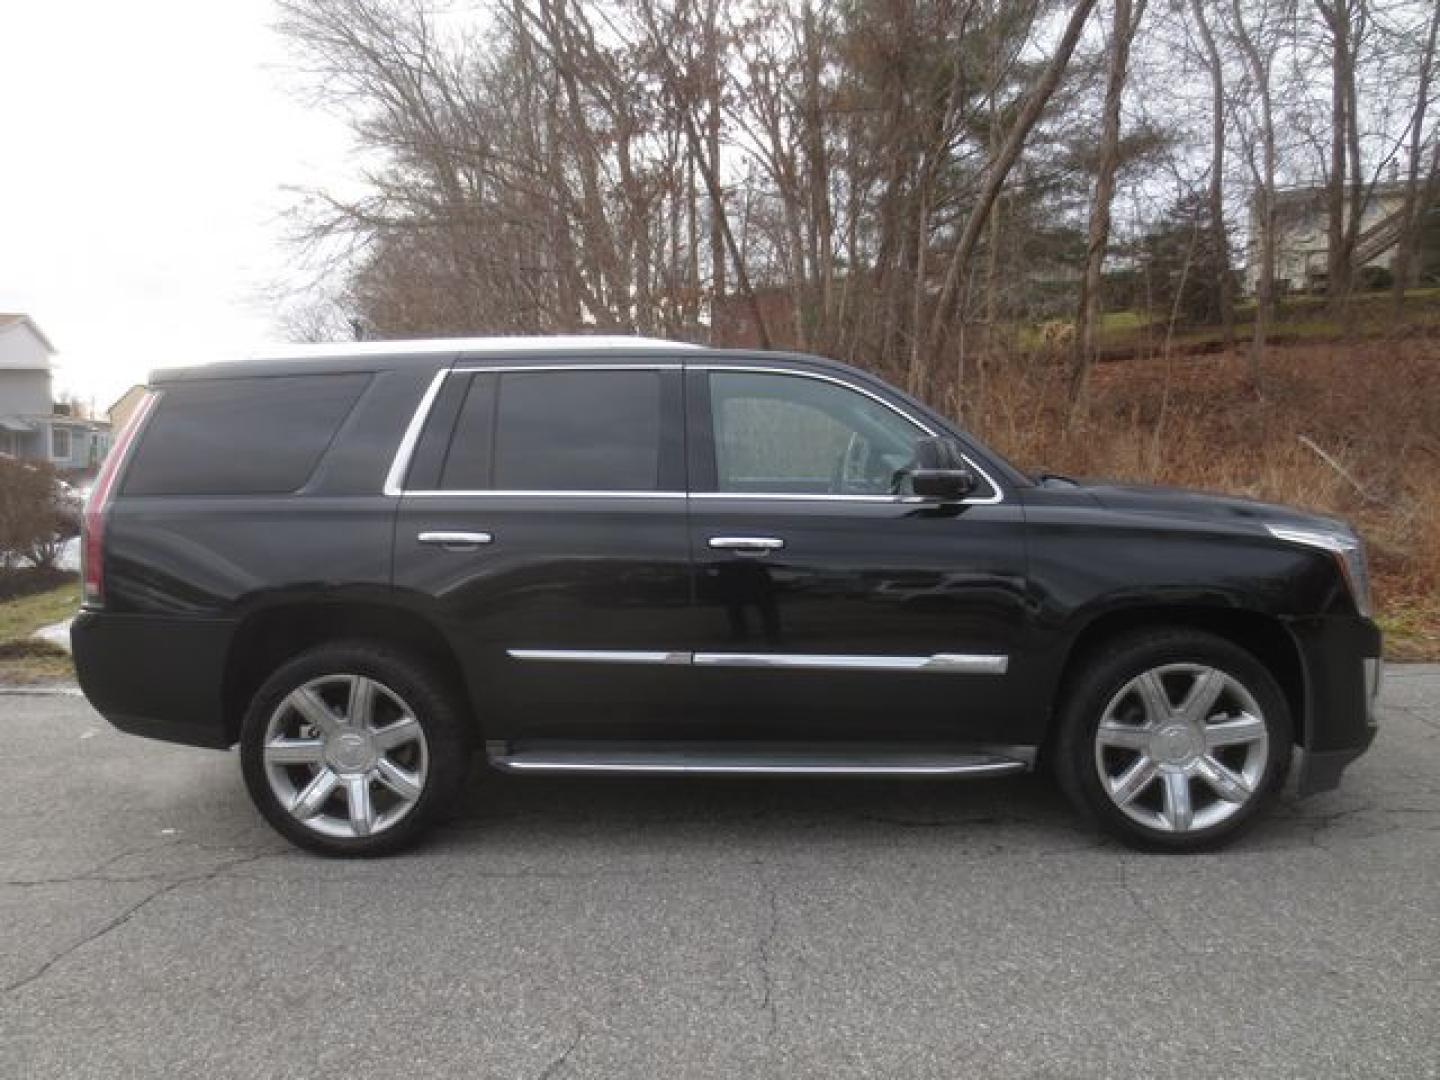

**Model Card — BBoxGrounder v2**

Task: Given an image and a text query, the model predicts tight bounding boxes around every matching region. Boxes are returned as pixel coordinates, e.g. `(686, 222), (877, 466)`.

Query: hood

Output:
(1040, 477), (1350, 535)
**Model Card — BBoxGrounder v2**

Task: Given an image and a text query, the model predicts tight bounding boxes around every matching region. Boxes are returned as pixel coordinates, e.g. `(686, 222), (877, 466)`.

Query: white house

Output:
(1247, 181), (1439, 294)
(0, 314), (111, 473)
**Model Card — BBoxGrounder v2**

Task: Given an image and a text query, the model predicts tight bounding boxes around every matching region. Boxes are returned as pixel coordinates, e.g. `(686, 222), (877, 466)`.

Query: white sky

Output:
(0, 0), (353, 412)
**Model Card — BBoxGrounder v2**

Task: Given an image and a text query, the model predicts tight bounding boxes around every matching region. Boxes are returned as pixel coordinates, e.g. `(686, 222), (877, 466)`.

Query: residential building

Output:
(107, 384), (149, 435)
(1248, 181), (1440, 294)
(0, 314), (111, 473)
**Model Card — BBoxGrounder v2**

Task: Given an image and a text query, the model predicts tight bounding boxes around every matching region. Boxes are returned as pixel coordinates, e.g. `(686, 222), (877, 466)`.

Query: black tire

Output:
(239, 641), (471, 857)
(1054, 627), (1292, 852)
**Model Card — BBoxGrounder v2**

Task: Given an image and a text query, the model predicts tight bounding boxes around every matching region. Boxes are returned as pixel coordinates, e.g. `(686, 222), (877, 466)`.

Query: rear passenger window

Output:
(434, 370), (664, 492)
(123, 374), (369, 496)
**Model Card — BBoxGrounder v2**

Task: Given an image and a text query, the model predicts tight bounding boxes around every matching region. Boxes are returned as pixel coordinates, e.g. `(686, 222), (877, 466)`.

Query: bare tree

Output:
(1392, 0), (1440, 309)
(1070, 0), (1148, 414)
(1313, 0), (1369, 302)
(274, 0), (1438, 425)
(1228, 0), (1286, 384)
(923, 0), (1100, 368)
(1188, 0), (1236, 348)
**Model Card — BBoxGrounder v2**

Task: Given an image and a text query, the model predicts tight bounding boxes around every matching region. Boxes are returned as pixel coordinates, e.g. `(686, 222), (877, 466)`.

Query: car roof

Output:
(253, 334), (702, 360)
(147, 336), (859, 383)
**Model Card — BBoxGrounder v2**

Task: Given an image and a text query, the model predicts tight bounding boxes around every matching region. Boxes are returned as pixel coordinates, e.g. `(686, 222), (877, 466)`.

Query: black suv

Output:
(72, 337), (1380, 855)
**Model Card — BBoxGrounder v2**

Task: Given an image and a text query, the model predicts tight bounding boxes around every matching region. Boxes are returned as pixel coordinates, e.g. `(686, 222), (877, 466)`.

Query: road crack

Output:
(755, 881), (780, 1041)
(2, 850), (278, 997)
(1117, 859), (1197, 960)
(537, 1025), (584, 1080)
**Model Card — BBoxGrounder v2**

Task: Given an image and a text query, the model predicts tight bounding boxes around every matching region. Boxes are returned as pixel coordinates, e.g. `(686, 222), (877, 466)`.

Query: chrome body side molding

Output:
(507, 649), (691, 666)
(692, 652), (1009, 674)
(506, 649), (1008, 674)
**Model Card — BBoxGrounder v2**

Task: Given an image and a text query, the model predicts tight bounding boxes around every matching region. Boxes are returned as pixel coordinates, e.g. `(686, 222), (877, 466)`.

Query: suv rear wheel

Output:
(1055, 628), (1292, 851)
(239, 642), (470, 856)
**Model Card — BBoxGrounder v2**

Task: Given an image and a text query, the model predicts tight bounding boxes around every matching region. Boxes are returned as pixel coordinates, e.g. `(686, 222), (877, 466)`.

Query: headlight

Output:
(1266, 524), (1372, 617)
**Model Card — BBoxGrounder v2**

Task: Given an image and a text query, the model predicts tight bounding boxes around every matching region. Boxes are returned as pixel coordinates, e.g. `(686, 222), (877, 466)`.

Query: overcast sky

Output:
(0, 0), (352, 411)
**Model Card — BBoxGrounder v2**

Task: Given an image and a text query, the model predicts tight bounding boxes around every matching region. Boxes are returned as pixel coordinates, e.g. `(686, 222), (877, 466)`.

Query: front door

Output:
(682, 365), (1032, 745)
(393, 361), (694, 741)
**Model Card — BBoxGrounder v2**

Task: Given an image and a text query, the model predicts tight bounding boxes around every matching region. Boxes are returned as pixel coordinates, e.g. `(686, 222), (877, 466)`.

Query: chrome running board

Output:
(485, 741), (1033, 777)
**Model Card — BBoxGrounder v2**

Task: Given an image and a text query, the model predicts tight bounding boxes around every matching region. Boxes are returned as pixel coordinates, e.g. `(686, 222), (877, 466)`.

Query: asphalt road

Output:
(2, 671), (1438, 1079)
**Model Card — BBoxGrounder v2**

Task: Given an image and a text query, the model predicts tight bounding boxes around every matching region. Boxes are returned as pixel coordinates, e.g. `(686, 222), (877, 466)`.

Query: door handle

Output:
(708, 536), (785, 556)
(418, 531), (493, 551)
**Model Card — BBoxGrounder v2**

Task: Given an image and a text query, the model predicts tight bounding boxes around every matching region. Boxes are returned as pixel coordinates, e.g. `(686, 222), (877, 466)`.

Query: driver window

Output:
(709, 371), (925, 495)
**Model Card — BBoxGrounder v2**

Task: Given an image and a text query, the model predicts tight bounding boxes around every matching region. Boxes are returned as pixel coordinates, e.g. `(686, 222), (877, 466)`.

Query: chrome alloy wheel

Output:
(1093, 663), (1269, 834)
(261, 674), (429, 840)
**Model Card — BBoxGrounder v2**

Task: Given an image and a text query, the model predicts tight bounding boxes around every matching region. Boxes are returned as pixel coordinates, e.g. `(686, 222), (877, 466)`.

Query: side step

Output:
(485, 740), (1033, 777)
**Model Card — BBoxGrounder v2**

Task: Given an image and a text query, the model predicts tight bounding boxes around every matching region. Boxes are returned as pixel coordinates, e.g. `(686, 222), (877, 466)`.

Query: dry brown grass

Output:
(959, 338), (1440, 660)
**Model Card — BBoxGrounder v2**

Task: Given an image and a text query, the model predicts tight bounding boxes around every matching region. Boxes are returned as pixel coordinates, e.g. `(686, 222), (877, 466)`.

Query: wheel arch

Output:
(1046, 605), (1307, 751)
(222, 600), (469, 745)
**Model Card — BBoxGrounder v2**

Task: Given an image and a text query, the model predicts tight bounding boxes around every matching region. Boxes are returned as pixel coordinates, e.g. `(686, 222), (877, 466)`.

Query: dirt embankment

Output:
(973, 338), (1440, 659)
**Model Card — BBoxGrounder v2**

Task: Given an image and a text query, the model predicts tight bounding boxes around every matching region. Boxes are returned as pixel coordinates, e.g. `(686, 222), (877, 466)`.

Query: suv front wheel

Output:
(239, 642), (470, 856)
(1055, 628), (1292, 851)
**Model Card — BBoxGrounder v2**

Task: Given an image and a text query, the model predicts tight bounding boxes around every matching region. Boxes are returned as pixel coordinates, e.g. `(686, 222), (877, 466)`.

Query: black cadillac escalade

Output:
(71, 337), (1381, 855)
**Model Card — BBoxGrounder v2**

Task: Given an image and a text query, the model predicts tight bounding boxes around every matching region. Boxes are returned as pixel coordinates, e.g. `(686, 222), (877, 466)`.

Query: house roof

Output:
(106, 383), (148, 418)
(1268, 180), (1416, 209)
(0, 313), (57, 354)
(13, 414), (108, 430)
(0, 315), (57, 352)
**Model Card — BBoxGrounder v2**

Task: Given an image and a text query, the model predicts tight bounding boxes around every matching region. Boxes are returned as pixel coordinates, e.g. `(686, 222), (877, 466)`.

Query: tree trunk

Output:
(1190, 0), (1235, 349)
(1231, 0), (1277, 386)
(706, 5), (726, 307)
(1070, 0), (1146, 416)
(636, 0), (770, 348)
(924, 0), (1099, 364)
(1392, 1), (1440, 312)
(801, 0), (835, 348)
(1316, 0), (1365, 304)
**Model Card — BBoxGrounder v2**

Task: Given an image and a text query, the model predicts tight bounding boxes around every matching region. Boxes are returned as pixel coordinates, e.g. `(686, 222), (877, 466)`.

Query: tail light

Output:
(82, 389), (159, 607)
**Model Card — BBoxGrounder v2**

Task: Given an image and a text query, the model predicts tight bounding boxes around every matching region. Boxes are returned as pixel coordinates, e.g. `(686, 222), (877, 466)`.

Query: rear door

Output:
(392, 359), (694, 740)
(681, 363), (1032, 745)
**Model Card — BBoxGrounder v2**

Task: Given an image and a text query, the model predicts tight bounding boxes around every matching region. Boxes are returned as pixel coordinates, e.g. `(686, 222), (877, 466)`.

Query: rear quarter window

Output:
(122, 374), (370, 496)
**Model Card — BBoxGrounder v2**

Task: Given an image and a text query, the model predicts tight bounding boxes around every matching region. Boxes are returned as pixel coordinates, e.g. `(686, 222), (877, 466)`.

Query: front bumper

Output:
(71, 610), (236, 749)
(1288, 616), (1382, 796)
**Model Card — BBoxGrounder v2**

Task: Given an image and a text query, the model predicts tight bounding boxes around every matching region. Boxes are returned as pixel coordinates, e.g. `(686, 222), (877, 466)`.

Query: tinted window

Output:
(709, 371), (922, 495)
(123, 374), (369, 496)
(437, 370), (663, 491)
(437, 374), (496, 490)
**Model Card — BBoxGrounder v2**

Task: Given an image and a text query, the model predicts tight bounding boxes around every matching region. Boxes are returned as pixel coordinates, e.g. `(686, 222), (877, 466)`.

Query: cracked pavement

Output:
(2, 667), (1438, 1078)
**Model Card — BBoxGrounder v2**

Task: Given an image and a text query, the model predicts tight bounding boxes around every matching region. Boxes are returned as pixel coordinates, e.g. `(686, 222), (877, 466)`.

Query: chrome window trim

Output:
(404, 490), (687, 499)
(451, 363), (683, 374)
(691, 492), (923, 504)
(383, 368), (450, 497)
(383, 360), (1007, 505)
(506, 648), (1009, 674)
(694, 364), (1005, 506)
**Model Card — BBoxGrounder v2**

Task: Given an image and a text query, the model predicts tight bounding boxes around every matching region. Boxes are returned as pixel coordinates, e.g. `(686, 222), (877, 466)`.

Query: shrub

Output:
(0, 457), (72, 570)
(0, 566), (76, 603)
